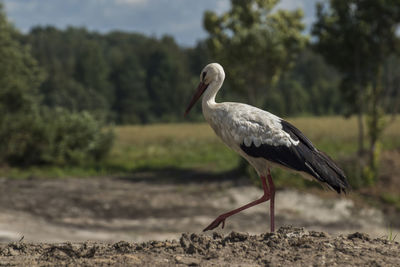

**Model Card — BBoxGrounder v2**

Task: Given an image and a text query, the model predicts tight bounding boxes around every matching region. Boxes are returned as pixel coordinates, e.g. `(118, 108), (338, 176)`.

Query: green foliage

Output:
(145, 37), (194, 122)
(0, 6), (43, 114)
(0, 5), (114, 167)
(0, 108), (114, 166)
(0, 111), (45, 165)
(203, 0), (307, 107)
(11, 3), (350, 124)
(381, 193), (400, 211)
(0, 3), (43, 165)
(23, 28), (199, 124)
(279, 48), (342, 116)
(24, 27), (111, 120)
(313, 0), (400, 184)
(42, 108), (114, 165)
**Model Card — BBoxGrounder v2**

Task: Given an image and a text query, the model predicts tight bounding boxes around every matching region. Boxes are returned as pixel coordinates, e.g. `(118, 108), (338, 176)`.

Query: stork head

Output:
(184, 63), (225, 117)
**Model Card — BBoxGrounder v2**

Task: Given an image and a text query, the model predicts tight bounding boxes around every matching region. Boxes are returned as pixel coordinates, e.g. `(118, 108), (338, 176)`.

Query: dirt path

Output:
(1, 226), (399, 266)
(0, 173), (397, 244)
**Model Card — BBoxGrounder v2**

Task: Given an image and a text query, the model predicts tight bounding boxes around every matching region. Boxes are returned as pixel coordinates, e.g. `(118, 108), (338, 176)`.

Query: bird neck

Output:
(202, 78), (223, 112)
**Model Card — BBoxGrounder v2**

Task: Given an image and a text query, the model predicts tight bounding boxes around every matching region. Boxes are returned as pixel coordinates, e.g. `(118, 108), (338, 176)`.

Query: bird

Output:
(184, 63), (349, 233)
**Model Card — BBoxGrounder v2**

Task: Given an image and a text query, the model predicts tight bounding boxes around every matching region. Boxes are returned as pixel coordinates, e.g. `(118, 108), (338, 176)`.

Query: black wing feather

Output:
(240, 119), (349, 194)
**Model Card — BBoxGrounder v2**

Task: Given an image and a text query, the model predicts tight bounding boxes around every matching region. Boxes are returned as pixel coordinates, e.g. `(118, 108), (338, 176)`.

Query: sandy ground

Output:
(0, 172), (399, 266)
(0, 172), (397, 244)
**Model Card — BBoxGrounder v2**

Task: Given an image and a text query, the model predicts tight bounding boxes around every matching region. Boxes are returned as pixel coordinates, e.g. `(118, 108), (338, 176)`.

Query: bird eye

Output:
(202, 72), (207, 81)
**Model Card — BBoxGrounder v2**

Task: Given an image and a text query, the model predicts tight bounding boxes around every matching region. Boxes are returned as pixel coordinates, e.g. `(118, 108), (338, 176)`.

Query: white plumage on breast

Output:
(206, 102), (299, 149)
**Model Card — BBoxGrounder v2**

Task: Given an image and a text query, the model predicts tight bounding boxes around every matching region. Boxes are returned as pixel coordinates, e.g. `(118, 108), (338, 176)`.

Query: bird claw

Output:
(203, 216), (226, 232)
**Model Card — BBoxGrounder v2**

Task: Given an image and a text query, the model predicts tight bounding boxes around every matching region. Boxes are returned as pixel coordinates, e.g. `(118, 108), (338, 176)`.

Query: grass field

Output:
(108, 116), (400, 171)
(3, 116), (400, 180)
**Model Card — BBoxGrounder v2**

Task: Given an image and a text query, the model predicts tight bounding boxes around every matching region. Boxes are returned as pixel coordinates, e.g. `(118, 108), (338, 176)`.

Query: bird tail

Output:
(307, 149), (349, 194)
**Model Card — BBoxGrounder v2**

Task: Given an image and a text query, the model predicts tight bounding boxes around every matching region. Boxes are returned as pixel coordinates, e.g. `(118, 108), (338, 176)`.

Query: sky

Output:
(3, 0), (319, 47)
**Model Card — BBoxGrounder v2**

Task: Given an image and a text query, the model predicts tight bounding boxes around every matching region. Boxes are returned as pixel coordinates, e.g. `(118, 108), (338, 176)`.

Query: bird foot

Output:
(203, 215), (226, 232)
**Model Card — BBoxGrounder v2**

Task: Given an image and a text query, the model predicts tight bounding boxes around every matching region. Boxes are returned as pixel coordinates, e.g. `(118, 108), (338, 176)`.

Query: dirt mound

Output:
(0, 226), (399, 266)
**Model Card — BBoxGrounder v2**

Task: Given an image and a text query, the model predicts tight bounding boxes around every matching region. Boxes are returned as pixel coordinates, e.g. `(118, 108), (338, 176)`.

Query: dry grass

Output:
(105, 115), (400, 177)
(114, 115), (400, 154)
(288, 116), (400, 142)
(115, 116), (400, 146)
(116, 123), (217, 145)
(109, 123), (238, 172)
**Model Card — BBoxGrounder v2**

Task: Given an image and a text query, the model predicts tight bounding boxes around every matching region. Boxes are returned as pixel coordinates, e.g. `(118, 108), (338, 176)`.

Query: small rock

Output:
(180, 233), (190, 249)
(190, 233), (199, 242)
(175, 255), (200, 266)
(186, 243), (204, 255)
(113, 241), (133, 253)
(175, 255), (183, 263)
(152, 241), (164, 248)
(205, 250), (218, 260)
(225, 231), (249, 242)
(213, 232), (223, 240)
(262, 232), (275, 240)
(310, 231), (330, 238)
(278, 226), (309, 238)
(164, 241), (175, 248)
(348, 232), (370, 241)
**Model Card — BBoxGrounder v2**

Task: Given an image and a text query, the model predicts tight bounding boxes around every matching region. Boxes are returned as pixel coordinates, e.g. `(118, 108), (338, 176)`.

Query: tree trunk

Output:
(355, 47), (365, 156)
(366, 64), (385, 185)
(357, 109), (364, 155)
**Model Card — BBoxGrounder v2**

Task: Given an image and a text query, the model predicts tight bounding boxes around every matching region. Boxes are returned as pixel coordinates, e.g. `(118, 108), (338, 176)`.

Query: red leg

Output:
(267, 168), (275, 232)
(203, 175), (271, 232)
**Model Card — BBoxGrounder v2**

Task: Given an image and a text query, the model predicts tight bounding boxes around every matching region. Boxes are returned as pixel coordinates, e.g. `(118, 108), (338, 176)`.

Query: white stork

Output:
(184, 63), (349, 232)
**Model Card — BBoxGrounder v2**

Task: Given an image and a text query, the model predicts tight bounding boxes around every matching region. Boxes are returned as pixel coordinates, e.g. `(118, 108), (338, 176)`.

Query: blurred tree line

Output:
(19, 28), (200, 124)
(15, 21), (344, 125)
(1, 0), (399, 179)
(0, 4), (113, 166)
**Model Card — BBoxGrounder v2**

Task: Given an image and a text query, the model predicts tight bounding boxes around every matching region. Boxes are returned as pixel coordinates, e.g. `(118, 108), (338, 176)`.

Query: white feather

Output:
(204, 102), (299, 151)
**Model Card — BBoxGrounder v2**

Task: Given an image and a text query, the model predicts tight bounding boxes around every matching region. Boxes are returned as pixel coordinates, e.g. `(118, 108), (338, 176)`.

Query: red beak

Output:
(184, 82), (208, 117)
